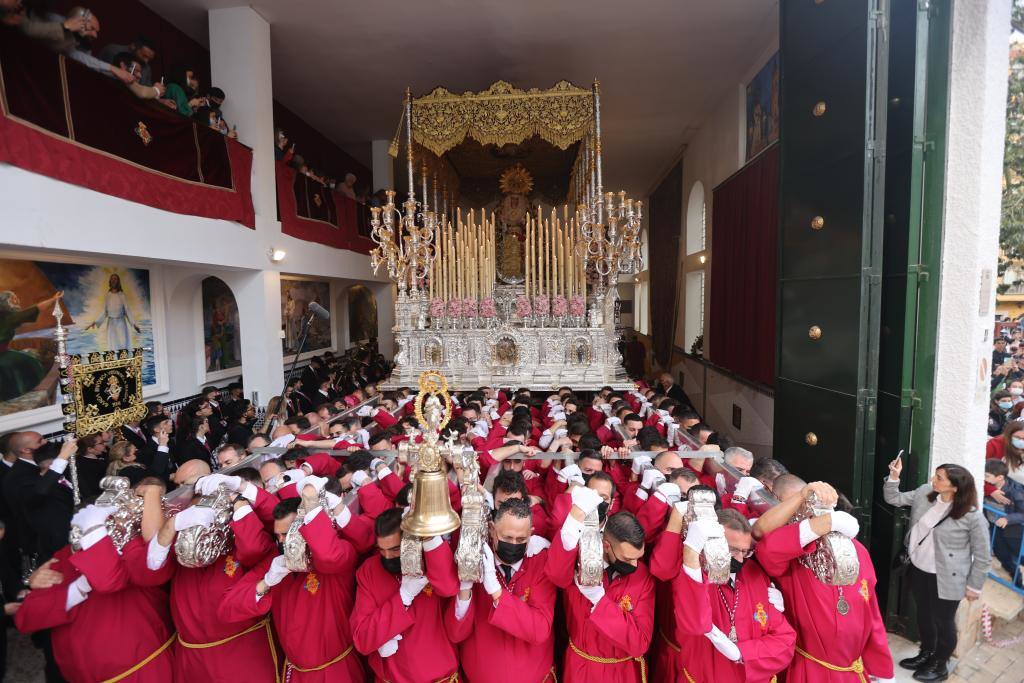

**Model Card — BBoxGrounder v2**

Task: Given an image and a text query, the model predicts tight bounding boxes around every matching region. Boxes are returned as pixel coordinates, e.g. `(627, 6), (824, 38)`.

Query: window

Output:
(684, 271), (705, 352)
(685, 181), (706, 255)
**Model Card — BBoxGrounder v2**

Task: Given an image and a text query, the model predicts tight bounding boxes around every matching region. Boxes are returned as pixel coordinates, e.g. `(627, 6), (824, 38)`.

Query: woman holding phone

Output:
(883, 456), (990, 682)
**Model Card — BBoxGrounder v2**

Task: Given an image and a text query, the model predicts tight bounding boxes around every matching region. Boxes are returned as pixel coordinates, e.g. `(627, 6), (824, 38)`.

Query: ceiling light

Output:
(698, 254), (706, 264)
(269, 248), (286, 263)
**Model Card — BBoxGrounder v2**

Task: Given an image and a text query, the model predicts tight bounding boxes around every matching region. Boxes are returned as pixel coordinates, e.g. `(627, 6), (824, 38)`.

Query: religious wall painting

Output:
(201, 277), (241, 373)
(745, 52), (780, 161)
(281, 277), (332, 354)
(0, 258), (155, 419)
(347, 284), (378, 344)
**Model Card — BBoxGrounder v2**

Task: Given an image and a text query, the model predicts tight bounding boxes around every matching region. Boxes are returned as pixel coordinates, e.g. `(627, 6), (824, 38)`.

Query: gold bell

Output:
(402, 466), (461, 536)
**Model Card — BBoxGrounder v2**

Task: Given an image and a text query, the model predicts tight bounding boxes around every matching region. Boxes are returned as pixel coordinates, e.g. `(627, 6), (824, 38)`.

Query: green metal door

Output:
(775, 0), (891, 519)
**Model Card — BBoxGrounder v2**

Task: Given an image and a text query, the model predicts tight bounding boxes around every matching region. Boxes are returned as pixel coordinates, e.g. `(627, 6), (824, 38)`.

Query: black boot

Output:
(913, 660), (950, 682)
(899, 650), (934, 670)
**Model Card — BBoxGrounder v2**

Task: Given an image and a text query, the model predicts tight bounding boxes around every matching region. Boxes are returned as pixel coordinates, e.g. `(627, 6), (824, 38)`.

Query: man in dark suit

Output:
(138, 414), (173, 482)
(659, 372), (693, 409)
(300, 357), (325, 398)
(118, 419), (148, 451)
(2, 433), (76, 563)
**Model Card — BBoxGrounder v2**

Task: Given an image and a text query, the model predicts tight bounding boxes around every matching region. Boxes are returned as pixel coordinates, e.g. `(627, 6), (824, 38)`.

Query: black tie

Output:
(501, 564), (513, 584)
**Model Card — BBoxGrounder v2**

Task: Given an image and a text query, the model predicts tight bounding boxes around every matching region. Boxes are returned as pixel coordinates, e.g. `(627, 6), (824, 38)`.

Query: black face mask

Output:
(730, 558), (744, 575)
(495, 540), (527, 565)
(597, 501), (610, 523)
(608, 559), (637, 577)
(380, 554), (402, 575)
(276, 541), (285, 555)
(582, 472), (594, 485)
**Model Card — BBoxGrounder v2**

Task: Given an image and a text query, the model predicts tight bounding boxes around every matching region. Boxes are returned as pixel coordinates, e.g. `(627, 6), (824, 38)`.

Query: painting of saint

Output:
(281, 278), (332, 354)
(347, 284), (377, 344)
(746, 53), (780, 161)
(0, 258), (156, 421)
(202, 277), (242, 373)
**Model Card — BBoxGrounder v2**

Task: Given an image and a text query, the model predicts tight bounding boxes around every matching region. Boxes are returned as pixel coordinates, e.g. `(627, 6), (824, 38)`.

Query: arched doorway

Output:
(347, 284), (378, 345)
(201, 276), (242, 373)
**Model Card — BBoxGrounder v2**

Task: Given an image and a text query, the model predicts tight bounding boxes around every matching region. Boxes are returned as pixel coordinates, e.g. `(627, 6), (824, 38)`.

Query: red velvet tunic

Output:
(672, 560), (796, 682)
(219, 511), (365, 682)
(15, 536), (174, 682)
(648, 528), (683, 683)
(445, 547), (558, 683)
(755, 523), (895, 681)
(545, 533), (655, 682)
(350, 540), (459, 682)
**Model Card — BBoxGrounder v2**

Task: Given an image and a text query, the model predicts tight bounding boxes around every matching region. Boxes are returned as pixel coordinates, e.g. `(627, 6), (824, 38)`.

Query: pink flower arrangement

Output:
(429, 298), (445, 318)
(515, 295), (532, 318)
(551, 295), (568, 317)
(570, 295), (586, 317)
(463, 298), (478, 318)
(533, 295), (550, 316)
(447, 298), (463, 317)
(480, 298), (497, 318)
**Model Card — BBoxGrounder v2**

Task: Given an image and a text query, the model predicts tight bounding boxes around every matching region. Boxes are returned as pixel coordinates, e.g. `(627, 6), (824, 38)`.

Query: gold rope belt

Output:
(99, 633), (175, 683)
(795, 645), (866, 683)
(386, 674), (458, 683)
(284, 644), (354, 676)
(543, 667), (558, 683)
(177, 618), (280, 683)
(568, 639), (647, 683)
(659, 627), (681, 653)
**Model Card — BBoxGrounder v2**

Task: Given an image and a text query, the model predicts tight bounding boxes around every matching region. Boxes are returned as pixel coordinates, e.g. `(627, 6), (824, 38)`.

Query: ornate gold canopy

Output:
(410, 80), (594, 157)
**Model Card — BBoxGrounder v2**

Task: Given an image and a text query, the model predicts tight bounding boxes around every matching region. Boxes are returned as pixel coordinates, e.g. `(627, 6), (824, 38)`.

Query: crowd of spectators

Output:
(275, 126), (363, 199)
(2, 2), (238, 139)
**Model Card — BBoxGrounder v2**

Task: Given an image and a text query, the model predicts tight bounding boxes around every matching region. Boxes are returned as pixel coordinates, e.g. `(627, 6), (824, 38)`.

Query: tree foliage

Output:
(1003, 1), (1024, 258)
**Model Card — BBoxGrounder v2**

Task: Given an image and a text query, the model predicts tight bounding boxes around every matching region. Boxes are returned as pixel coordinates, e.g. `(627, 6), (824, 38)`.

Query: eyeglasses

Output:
(729, 546), (754, 559)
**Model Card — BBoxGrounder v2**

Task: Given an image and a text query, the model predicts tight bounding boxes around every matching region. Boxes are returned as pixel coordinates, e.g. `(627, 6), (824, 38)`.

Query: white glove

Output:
(767, 583), (785, 613)
(830, 511), (860, 539)
(400, 574), (429, 607)
(574, 576), (605, 609)
(631, 455), (653, 475)
(195, 473), (242, 495)
(655, 482), (682, 505)
(558, 464), (585, 486)
(369, 457), (386, 472)
(673, 501), (689, 517)
(303, 475), (329, 493)
(174, 505), (218, 531)
(570, 486), (603, 517)
(554, 427), (568, 438)
(684, 518), (724, 553)
(480, 544), (501, 595)
(356, 405), (373, 417)
(377, 634), (402, 658)
(280, 468), (307, 487)
(350, 470), (370, 488)
(263, 555), (291, 587)
(705, 625), (741, 662)
(641, 468), (666, 490)
(526, 535), (551, 557)
(459, 579), (474, 592)
(715, 473), (728, 496)
(733, 477), (764, 501)
(604, 416), (621, 429)
(70, 504), (116, 532)
(660, 414), (675, 426)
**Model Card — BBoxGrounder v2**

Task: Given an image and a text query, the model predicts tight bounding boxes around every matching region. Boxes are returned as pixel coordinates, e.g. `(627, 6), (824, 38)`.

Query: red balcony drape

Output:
(708, 144), (779, 387)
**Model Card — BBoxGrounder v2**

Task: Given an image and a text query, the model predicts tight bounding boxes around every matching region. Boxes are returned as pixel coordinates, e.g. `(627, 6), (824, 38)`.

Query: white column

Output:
(221, 270), (285, 407)
(929, 0), (1010, 480)
(371, 139), (395, 193)
(208, 8), (276, 223)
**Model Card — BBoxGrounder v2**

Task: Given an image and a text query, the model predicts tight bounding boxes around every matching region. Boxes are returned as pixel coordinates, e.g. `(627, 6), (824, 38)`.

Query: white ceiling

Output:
(142, 0), (778, 197)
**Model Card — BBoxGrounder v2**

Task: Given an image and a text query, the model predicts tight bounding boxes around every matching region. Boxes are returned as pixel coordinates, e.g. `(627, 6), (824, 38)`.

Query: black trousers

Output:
(909, 565), (961, 661)
(993, 524), (1023, 578)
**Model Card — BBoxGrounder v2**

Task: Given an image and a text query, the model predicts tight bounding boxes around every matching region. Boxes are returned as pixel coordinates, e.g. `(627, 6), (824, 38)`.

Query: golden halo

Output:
(499, 165), (534, 196)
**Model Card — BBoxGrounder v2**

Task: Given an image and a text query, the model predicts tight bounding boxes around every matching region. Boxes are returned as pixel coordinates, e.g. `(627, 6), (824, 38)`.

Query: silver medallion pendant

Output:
(837, 596), (850, 616)
(728, 625), (738, 642)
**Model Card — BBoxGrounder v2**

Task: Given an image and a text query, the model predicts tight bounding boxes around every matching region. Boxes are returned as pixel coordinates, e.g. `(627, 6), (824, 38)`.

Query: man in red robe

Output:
(673, 508), (796, 682)
(127, 473), (282, 682)
(446, 497), (558, 682)
(753, 475), (895, 683)
(219, 485), (364, 681)
(15, 504), (175, 681)
(350, 508), (459, 682)
(546, 488), (654, 682)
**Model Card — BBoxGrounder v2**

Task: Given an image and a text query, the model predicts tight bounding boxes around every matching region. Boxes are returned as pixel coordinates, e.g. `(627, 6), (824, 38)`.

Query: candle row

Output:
(429, 209), (496, 301)
(524, 207), (587, 300)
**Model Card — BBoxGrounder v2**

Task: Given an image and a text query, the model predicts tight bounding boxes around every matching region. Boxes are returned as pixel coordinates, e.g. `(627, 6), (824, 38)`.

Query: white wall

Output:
(929, 0), (1010, 478)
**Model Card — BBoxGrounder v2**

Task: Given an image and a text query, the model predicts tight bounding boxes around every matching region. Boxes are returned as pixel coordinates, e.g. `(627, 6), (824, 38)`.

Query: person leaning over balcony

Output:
(110, 52), (165, 100)
(98, 34), (155, 86)
(883, 458), (991, 682)
(35, 7), (136, 84)
(162, 63), (204, 116)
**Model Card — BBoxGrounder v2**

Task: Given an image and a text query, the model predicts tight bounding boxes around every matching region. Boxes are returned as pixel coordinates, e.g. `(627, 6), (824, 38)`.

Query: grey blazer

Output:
(883, 479), (991, 601)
